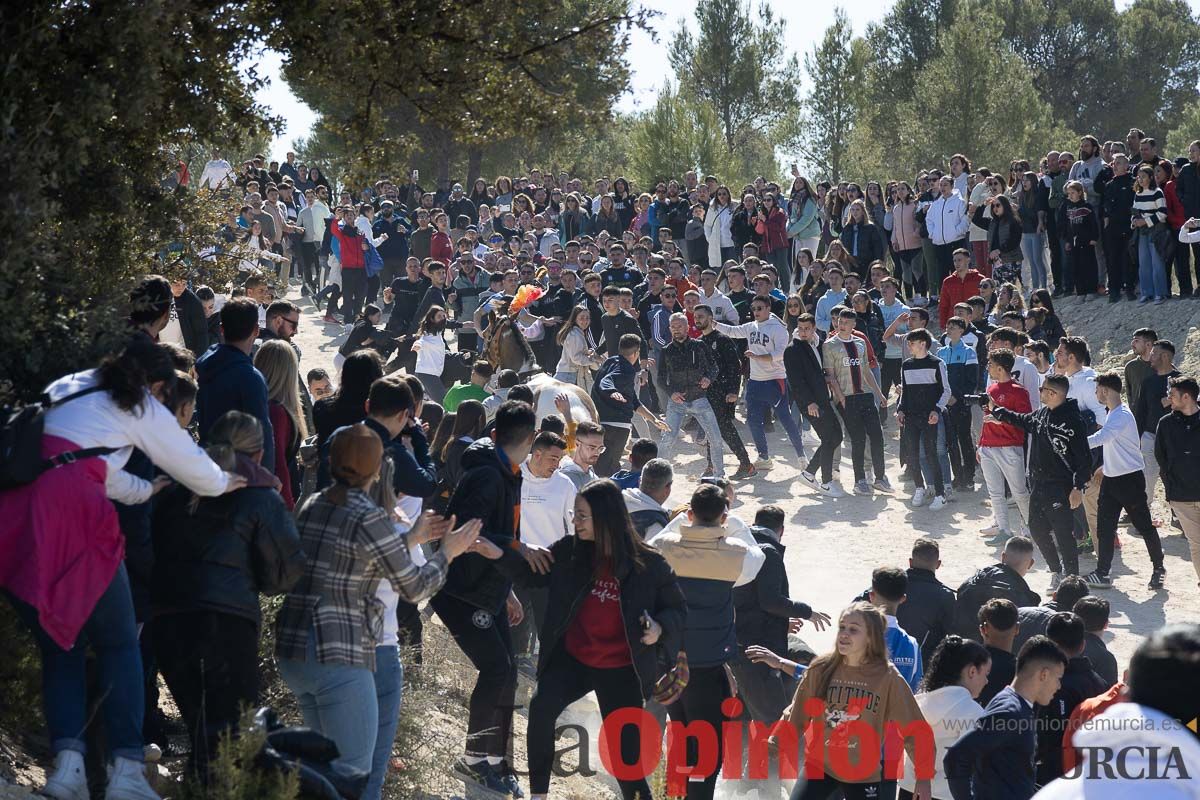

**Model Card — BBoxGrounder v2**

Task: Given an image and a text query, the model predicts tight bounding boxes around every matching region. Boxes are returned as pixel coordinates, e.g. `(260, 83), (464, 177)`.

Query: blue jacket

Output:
(373, 214), (411, 261)
(937, 339), (979, 399)
(195, 344), (275, 474)
(885, 616), (923, 692)
(944, 686), (1037, 800)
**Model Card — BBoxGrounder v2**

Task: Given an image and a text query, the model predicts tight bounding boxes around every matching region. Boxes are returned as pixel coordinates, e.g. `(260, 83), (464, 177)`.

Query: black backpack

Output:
(0, 385), (117, 490)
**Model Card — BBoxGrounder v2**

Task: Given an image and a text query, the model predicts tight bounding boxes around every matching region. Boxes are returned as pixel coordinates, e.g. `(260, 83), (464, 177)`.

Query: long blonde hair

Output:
(253, 339), (308, 440)
(810, 602), (890, 702)
(192, 410), (263, 512)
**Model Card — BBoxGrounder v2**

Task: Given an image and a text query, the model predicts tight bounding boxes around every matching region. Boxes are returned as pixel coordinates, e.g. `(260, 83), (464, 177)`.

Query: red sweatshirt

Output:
(939, 269), (984, 327)
(981, 380), (1031, 448)
(565, 566), (632, 669)
(329, 220), (366, 269)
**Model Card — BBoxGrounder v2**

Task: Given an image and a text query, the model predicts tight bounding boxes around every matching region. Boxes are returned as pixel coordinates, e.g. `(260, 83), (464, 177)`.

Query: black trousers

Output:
(944, 404), (975, 485)
(1096, 470), (1164, 576)
(1046, 213), (1064, 291)
(708, 397), (751, 466)
(1166, 236), (1195, 295)
(1029, 483), (1079, 576)
(395, 599), (424, 666)
(526, 647), (650, 799)
(430, 592), (517, 759)
(931, 239), (965, 292)
(901, 414), (944, 496)
(511, 584), (549, 658)
(729, 656), (789, 724)
(794, 776), (898, 800)
(596, 424), (631, 479)
(1103, 225), (1134, 294)
(803, 404), (843, 483)
(341, 268), (368, 323)
(881, 358), (903, 403)
(667, 664), (733, 800)
(841, 394), (886, 482)
(153, 611), (259, 778)
(299, 242), (320, 288)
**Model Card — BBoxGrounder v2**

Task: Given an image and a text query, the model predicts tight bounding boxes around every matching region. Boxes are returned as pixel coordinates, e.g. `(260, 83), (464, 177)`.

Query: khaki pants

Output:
(1081, 474), (1102, 539)
(1170, 500), (1200, 583)
(1141, 433), (1160, 510)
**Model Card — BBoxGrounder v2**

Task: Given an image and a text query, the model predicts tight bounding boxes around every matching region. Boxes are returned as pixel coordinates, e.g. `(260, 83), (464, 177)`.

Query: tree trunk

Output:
(466, 145), (483, 190)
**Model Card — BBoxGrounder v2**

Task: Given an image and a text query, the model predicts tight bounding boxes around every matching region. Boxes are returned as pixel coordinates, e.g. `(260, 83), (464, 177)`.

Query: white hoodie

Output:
(899, 685), (984, 799)
(519, 462), (577, 548)
(1032, 702), (1200, 799)
(1065, 366), (1109, 427)
(715, 315), (789, 381)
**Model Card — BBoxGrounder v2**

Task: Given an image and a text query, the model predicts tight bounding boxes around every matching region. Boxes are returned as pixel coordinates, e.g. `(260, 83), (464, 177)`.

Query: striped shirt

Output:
(898, 354), (951, 415)
(275, 488), (449, 669)
(822, 335), (872, 396)
(1132, 188), (1167, 227)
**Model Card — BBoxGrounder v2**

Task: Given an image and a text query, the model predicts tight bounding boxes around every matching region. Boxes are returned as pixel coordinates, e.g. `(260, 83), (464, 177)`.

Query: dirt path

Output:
(290, 288), (1200, 799)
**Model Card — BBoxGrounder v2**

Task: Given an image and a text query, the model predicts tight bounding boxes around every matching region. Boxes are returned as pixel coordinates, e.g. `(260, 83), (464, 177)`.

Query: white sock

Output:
(486, 756), (503, 766)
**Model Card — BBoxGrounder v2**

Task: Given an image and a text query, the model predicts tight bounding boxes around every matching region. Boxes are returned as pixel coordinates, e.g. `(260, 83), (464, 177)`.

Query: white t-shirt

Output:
(520, 462), (577, 548)
(413, 333), (445, 375)
(159, 297), (185, 345)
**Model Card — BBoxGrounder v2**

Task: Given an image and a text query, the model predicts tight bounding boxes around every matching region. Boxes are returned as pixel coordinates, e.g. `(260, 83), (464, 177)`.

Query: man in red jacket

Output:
(329, 206), (369, 324)
(938, 248), (984, 328)
(979, 349), (1032, 540)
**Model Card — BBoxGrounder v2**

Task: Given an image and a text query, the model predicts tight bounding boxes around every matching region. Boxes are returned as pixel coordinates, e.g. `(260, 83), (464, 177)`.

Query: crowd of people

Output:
(3, 137), (1200, 800)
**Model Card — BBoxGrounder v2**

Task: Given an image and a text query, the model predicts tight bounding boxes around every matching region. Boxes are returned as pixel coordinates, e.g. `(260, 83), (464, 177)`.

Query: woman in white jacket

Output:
(553, 306), (603, 391)
(0, 336), (242, 800)
(706, 185), (736, 268)
(899, 635), (991, 800)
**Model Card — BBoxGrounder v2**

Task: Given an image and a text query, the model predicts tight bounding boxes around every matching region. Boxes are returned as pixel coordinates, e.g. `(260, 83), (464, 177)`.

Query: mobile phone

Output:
(412, 169), (419, 181)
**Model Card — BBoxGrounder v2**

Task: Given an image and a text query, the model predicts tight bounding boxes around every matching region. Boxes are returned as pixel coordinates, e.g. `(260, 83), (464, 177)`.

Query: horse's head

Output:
(487, 317), (540, 376)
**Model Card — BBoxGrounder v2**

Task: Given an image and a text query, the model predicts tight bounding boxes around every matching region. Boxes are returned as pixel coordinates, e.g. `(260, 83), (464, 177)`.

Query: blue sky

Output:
(251, 0), (1166, 162)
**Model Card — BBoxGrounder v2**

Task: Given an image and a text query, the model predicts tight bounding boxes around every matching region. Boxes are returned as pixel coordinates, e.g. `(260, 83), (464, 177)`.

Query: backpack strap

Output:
(42, 382), (118, 469)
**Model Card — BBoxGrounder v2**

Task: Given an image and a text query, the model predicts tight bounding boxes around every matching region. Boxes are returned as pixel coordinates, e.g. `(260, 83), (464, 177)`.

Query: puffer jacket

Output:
(840, 221), (885, 272)
(150, 454), (305, 627)
(493, 536), (686, 699)
(972, 206), (1023, 264)
(649, 522), (759, 668)
(954, 563), (1040, 640)
(889, 202), (921, 251)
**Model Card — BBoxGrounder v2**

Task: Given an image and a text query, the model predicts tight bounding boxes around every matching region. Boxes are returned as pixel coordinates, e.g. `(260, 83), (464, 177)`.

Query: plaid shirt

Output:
(274, 488), (448, 669)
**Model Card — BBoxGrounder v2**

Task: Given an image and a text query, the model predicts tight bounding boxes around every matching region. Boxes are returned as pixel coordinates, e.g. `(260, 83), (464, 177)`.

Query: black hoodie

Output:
(992, 398), (1092, 489)
(440, 438), (523, 614)
(954, 563), (1040, 640)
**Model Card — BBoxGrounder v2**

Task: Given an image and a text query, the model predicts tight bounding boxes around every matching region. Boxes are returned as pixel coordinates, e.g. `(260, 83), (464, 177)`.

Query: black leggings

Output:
(666, 664), (732, 800)
(792, 776), (898, 800)
(526, 647), (650, 798)
(430, 592), (517, 759)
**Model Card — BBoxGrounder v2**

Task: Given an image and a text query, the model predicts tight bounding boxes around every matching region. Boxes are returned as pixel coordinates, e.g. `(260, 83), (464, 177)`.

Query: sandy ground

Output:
(290, 286), (1200, 799)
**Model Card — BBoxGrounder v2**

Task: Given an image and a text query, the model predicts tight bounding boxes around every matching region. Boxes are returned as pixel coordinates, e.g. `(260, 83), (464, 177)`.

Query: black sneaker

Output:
(454, 758), (510, 795)
(1083, 571), (1112, 589)
(497, 762), (525, 798)
(1148, 568), (1166, 590)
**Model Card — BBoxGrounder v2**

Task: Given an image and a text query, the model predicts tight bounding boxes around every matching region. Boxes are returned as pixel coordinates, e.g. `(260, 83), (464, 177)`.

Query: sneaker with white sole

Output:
(929, 495), (947, 511)
(1049, 572), (1063, 591)
(798, 471), (822, 492)
(979, 525), (1004, 537)
(755, 456), (773, 470)
(822, 482), (847, 498)
(873, 476), (894, 493)
(42, 750), (88, 800)
(105, 757), (160, 800)
(911, 487), (927, 507)
(853, 480), (872, 495)
(1083, 571), (1112, 589)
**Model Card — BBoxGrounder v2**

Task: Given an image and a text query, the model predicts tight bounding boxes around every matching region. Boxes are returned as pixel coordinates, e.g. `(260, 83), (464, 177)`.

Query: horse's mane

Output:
(486, 313), (537, 372)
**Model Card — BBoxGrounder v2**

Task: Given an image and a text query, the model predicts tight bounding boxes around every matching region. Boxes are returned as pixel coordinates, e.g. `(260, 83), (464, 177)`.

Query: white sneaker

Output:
(105, 757), (161, 800)
(822, 482), (847, 498)
(929, 495), (947, 511)
(755, 456), (773, 470)
(42, 750), (88, 800)
(979, 525), (1003, 537)
(798, 471), (822, 492)
(1049, 572), (1063, 591)
(911, 487), (927, 507)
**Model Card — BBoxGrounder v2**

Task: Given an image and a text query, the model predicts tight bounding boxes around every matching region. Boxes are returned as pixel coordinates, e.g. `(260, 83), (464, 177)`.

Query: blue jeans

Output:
(10, 563), (144, 760)
(661, 396), (725, 477)
(919, 417), (952, 491)
(1022, 232), (1048, 290)
(363, 645), (404, 800)
(1138, 231), (1169, 299)
(744, 379), (806, 459)
(278, 632), (379, 774)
